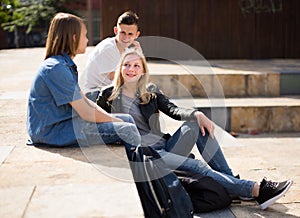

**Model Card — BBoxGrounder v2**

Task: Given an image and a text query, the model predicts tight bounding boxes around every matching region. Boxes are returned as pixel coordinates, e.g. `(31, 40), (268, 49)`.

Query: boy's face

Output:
(114, 24), (140, 49)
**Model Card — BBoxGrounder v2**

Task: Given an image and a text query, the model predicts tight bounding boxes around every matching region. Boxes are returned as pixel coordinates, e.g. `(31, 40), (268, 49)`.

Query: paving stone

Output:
(0, 146), (14, 165)
(24, 183), (143, 218)
(230, 202), (300, 218)
(0, 145), (129, 187)
(194, 208), (235, 218)
(0, 186), (35, 218)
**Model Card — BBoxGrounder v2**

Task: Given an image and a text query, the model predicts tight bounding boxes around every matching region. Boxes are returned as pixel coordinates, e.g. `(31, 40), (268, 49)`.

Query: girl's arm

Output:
(152, 85), (196, 120)
(151, 84), (215, 138)
(159, 95), (215, 139)
(70, 92), (122, 123)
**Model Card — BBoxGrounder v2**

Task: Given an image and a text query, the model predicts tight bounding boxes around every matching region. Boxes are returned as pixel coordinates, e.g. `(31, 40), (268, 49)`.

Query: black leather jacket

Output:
(97, 83), (197, 138)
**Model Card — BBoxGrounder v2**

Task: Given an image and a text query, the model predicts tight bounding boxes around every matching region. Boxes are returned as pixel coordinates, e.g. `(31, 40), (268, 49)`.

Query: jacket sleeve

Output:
(96, 86), (113, 113)
(147, 83), (197, 121)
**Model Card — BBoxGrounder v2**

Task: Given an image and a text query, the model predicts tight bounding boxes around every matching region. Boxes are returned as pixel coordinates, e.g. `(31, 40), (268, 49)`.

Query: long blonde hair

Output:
(45, 13), (84, 59)
(109, 48), (153, 104)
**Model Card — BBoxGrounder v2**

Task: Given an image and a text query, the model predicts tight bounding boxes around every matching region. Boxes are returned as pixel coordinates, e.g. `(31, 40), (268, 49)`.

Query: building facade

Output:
(1, 0), (299, 59)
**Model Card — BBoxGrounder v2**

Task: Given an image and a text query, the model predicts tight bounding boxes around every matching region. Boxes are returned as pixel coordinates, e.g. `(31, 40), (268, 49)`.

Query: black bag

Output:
(130, 145), (194, 218)
(175, 170), (232, 213)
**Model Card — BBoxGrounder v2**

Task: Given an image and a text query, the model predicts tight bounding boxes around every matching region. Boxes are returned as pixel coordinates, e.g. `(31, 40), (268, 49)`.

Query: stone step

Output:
(147, 60), (300, 98)
(75, 48), (300, 98)
(171, 96), (300, 133)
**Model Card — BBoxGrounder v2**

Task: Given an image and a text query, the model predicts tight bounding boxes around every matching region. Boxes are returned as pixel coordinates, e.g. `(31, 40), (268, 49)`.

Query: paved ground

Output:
(0, 47), (299, 218)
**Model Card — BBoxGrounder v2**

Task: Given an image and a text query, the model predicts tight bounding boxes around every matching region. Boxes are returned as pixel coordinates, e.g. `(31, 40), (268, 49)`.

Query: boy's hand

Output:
(131, 41), (142, 51)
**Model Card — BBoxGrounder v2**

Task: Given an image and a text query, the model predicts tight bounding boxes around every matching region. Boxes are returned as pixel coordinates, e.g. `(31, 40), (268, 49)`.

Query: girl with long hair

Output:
(27, 13), (140, 157)
(97, 48), (292, 210)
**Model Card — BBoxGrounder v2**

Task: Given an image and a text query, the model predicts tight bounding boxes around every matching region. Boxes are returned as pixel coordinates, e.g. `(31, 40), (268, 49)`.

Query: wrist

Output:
(194, 111), (203, 118)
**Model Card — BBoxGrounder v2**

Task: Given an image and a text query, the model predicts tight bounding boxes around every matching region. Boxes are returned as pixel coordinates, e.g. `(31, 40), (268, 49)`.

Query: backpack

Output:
(174, 170), (232, 213)
(130, 145), (194, 218)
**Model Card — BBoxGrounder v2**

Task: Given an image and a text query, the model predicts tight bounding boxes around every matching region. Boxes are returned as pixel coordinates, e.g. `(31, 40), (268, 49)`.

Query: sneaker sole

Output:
(239, 196), (254, 201)
(259, 180), (293, 210)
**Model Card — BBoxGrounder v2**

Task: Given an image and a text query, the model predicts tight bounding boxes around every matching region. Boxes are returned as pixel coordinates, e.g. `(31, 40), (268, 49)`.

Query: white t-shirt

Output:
(81, 37), (121, 93)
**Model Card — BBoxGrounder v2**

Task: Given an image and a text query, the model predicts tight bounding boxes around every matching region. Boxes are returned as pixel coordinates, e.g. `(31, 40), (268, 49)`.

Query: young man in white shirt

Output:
(82, 11), (141, 101)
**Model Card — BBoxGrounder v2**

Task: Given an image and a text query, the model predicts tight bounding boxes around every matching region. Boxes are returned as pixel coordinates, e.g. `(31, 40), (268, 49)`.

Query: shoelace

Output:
(265, 180), (278, 189)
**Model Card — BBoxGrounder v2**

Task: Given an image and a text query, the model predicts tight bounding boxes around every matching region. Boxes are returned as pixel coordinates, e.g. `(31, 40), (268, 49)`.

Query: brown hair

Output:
(117, 11), (139, 27)
(45, 13), (84, 59)
(109, 48), (153, 104)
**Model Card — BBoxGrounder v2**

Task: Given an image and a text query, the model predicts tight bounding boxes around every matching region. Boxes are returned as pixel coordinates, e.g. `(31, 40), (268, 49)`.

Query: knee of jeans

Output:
(119, 123), (140, 144)
(119, 122), (138, 133)
(197, 128), (209, 144)
(114, 114), (136, 124)
(184, 157), (210, 174)
(183, 122), (199, 140)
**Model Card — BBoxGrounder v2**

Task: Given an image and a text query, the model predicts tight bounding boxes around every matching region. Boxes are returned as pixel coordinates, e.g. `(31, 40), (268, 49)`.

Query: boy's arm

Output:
(108, 71), (115, 80)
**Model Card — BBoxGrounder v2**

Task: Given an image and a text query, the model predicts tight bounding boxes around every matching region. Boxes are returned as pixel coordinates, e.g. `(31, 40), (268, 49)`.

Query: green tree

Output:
(0, 0), (22, 47)
(0, 0), (80, 48)
(0, 0), (20, 24)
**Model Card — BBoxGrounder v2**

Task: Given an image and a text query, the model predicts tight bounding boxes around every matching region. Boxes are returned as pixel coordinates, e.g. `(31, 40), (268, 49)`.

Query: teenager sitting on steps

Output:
(96, 48), (293, 210)
(81, 10), (141, 102)
(27, 13), (140, 158)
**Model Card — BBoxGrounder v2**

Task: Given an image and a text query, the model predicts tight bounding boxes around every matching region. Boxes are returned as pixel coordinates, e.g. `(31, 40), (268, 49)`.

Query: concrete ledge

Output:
(173, 97), (300, 133)
(150, 72), (280, 98)
(231, 106), (300, 133)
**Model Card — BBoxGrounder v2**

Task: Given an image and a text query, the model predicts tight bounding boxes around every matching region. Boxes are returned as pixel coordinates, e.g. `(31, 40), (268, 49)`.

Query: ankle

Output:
(252, 182), (260, 197)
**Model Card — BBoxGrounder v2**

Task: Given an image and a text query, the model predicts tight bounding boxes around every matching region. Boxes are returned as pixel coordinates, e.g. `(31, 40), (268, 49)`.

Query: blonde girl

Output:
(97, 48), (292, 210)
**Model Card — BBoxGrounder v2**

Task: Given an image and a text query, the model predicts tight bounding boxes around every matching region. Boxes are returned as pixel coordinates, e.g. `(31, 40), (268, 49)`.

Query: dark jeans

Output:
(86, 90), (100, 102)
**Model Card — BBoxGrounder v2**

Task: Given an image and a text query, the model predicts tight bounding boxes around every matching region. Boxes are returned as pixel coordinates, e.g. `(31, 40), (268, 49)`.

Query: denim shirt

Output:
(26, 53), (83, 146)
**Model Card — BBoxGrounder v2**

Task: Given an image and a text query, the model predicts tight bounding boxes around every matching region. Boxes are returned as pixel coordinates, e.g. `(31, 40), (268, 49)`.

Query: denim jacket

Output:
(97, 83), (197, 138)
(27, 53), (83, 146)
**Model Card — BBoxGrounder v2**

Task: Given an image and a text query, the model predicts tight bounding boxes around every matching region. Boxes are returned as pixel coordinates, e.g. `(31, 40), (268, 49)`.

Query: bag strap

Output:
(143, 155), (164, 214)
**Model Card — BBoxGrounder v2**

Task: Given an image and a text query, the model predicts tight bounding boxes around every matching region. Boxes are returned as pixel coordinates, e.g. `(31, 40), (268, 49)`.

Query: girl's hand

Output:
(194, 111), (215, 139)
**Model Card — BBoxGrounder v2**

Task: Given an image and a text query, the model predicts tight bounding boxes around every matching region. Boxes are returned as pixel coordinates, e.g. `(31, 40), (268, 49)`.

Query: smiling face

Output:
(114, 24), (140, 50)
(121, 53), (144, 84)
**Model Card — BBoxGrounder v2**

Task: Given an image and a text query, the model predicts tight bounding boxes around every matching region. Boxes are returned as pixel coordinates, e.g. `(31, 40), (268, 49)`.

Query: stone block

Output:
(178, 74), (213, 98)
(247, 73), (280, 97)
(231, 107), (269, 133)
(269, 106), (300, 132)
(230, 106), (300, 133)
(150, 75), (179, 97)
(151, 74), (214, 98)
(216, 74), (246, 97)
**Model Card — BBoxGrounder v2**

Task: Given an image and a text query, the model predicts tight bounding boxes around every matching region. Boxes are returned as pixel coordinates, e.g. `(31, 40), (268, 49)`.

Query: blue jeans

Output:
(85, 90), (100, 102)
(157, 121), (255, 197)
(78, 114), (140, 157)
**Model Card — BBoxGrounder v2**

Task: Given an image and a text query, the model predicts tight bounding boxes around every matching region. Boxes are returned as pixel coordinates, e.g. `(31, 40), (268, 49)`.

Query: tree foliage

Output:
(0, 0), (20, 24)
(0, 0), (78, 33)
